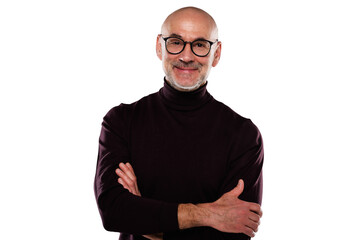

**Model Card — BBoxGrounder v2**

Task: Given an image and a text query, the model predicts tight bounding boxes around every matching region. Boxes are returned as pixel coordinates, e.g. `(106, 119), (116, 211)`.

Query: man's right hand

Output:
(116, 162), (163, 240)
(116, 162), (141, 196)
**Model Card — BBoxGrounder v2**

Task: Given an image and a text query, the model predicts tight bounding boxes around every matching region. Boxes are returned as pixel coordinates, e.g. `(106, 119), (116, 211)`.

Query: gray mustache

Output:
(172, 62), (202, 69)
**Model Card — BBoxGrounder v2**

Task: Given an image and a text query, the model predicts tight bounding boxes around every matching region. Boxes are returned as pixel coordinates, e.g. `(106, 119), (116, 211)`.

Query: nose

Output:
(179, 42), (195, 63)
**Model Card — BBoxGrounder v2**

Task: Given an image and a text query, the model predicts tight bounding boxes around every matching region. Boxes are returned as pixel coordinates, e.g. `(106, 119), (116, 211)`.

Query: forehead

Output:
(162, 12), (217, 40)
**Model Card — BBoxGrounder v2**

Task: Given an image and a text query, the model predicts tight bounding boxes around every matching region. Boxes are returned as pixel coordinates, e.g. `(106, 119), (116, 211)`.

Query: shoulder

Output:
(212, 99), (262, 144)
(101, 92), (158, 138)
(211, 99), (253, 127)
(102, 92), (161, 131)
(104, 92), (158, 119)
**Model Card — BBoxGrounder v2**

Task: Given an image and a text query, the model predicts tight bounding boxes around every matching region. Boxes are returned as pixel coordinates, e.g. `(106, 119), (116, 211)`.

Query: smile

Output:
(174, 66), (198, 72)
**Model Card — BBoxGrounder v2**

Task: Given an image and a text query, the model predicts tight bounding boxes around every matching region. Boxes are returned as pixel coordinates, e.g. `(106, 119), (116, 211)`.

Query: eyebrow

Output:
(168, 33), (183, 38)
(168, 33), (210, 41)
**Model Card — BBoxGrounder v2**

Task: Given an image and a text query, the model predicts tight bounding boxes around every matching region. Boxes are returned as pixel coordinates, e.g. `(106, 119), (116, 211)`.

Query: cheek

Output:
(162, 58), (175, 76)
(163, 59), (172, 70)
(198, 54), (212, 65)
(163, 56), (177, 69)
(198, 59), (211, 71)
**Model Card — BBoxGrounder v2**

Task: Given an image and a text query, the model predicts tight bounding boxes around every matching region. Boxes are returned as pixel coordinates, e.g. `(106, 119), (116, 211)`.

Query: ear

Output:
(156, 34), (163, 61)
(212, 41), (222, 67)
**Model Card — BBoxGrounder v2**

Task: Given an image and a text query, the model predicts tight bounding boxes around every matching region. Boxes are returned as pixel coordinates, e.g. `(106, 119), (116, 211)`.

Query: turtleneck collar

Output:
(159, 78), (213, 111)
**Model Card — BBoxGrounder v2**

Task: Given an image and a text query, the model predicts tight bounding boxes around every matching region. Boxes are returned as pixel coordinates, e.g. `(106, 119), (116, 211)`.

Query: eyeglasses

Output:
(161, 35), (218, 57)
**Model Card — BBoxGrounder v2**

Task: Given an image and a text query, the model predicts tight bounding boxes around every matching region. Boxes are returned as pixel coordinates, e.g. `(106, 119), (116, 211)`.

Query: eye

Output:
(193, 41), (209, 48)
(168, 38), (183, 46)
(195, 42), (205, 47)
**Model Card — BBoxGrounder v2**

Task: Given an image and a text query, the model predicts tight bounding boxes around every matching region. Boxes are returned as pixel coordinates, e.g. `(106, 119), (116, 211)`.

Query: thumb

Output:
(228, 179), (244, 197)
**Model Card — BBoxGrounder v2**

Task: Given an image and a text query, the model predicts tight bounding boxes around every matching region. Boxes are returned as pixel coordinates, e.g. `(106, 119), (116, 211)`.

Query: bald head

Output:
(161, 7), (218, 40)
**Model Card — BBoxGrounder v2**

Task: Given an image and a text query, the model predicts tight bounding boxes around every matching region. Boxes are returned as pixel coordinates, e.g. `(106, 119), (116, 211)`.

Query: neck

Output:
(159, 78), (212, 111)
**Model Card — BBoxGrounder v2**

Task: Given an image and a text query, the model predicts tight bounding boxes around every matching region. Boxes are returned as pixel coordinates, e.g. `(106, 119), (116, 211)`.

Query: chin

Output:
(171, 78), (205, 92)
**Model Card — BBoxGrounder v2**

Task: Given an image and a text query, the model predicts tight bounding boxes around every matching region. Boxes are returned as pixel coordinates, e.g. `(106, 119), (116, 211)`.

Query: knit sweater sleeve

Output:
(220, 119), (264, 240)
(94, 104), (179, 235)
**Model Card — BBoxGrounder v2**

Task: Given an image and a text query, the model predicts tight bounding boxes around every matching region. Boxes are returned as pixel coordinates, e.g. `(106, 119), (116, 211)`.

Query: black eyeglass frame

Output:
(161, 35), (218, 57)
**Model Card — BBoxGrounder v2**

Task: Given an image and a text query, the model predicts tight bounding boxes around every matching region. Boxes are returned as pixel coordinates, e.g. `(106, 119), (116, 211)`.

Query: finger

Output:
(118, 177), (138, 195)
(245, 219), (259, 234)
(115, 168), (123, 178)
(117, 163), (141, 196)
(116, 168), (135, 189)
(119, 163), (137, 181)
(243, 226), (255, 238)
(122, 163), (139, 192)
(125, 162), (136, 175)
(118, 177), (127, 188)
(118, 177), (131, 192)
(249, 203), (262, 217)
(248, 211), (261, 224)
(238, 179), (244, 195)
(258, 207), (263, 218)
(124, 163), (137, 180)
(227, 179), (244, 197)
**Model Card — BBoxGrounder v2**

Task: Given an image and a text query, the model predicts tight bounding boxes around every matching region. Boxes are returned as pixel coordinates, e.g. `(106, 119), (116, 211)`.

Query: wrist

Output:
(196, 202), (214, 228)
(177, 203), (213, 229)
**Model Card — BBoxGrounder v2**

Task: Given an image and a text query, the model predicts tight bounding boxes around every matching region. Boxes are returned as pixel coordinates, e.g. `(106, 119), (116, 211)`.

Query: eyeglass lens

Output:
(166, 38), (211, 56)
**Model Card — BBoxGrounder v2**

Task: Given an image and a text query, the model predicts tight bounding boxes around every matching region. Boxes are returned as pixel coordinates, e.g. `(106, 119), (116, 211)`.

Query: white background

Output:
(1, 0), (359, 239)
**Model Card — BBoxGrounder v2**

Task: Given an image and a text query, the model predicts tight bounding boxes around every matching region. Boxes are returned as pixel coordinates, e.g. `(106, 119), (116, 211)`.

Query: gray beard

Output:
(166, 77), (207, 92)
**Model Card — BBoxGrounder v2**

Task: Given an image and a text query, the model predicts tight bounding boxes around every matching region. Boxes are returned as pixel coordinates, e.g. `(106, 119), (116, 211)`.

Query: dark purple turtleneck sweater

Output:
(94, 80), (264, 240)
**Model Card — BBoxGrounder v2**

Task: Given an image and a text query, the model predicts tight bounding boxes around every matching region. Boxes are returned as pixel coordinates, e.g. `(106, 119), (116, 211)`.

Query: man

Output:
(94, 6), (264, 240)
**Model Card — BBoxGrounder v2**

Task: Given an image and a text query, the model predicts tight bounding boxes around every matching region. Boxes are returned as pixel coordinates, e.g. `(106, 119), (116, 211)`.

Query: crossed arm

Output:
(116, 162), (263, 239)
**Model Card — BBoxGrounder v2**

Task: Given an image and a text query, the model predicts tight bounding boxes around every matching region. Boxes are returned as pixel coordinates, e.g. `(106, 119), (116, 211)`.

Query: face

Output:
(156, 11), (222, 92)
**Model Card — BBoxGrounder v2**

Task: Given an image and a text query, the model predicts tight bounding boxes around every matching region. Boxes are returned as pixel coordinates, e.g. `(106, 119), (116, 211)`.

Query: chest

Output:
(129, 109), (230, 203)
